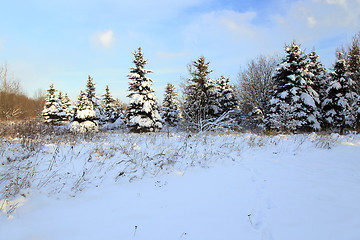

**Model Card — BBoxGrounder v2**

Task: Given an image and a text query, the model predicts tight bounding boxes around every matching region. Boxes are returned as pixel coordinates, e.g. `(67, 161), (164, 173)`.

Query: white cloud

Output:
(181, 9), (277, 78)
(217, 11), (257, 37)
(307, 16), (317, 28)
(272, 0), (360, 44)
(306, 0), (359, 28)
(180, 1), (360, 73)
(91, 30), (115, 48)
(184, 10), (261, 46)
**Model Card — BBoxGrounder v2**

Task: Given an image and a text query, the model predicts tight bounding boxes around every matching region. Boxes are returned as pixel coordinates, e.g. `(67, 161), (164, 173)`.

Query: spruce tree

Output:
(73, 91), (97, 122)
(113, 98), (126, 123)
(70, 91), (98, 132)
(355, 96), (360, 131)
(42, 84), (64, 124)
(57, 91), (65, 120)
(322, 52), (358, 133)
(57, 91), (71, 122)
(126, 47), (162, 132)
(308, 50), (328, 103)
(214, 75), (242, 129)
(61, 93), (73, 121)
(85, 75), (102, 119)
(183, 56), (219, 130)
(86, 75), (96, 103)
(162, 83), (180, 126)
(347, 33), (360, 94)
(216, 75), (238, 115)
(102, 85), (119, 123)
(266, 42), (321, 132)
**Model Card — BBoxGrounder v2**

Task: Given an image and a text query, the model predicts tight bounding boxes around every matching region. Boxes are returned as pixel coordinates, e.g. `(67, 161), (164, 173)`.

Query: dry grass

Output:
(0, 120), (354, 217)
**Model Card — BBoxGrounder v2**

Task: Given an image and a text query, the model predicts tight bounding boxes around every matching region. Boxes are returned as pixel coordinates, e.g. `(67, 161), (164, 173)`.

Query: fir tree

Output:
(113, 98), (125, 117)
(70, 91), (98, 132)
(355, 96), (360, 131)
(73, 91), (96, 122)
(85, 75), (102, 119)
(57, 91), (72, 122)
(57, 91), (65, 119)
(183, 56), (219, 130)
(322, 52), (358, 133)
(61, 93), (73, 121)
(308, 50), (328, 103)
(102, 85), (119, 123)
(86, 75), (96, 103)
(126, 47), (162, 132)
(216, 75), (238, 115)
(347, 33), (360, 94)
(162, 83), (180, 126)
(266, 42), (321, 132)
(214, 75), (242, 129)
(42, 84), (65, 124)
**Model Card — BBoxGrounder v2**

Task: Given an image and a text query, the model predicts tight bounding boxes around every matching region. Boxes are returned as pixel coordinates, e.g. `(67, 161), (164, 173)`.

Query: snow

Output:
(279, 91), (288, 99)
(1, 133), (360, 240)
(100, 117), (125, 130)
(307, 115), (321, 130)
(269, 97), (279, 105)
(70, 120), (99, 133)
(338, 97), (349, 108)
(76, 109), (96, 120)
(292, 95), (300, 102)
(290, 87), (298, 95)
(142, 101), (151, 113)
(330, 81), (342, 91)
(301, 92), (316, 109)
(129, 115), (154, 128)
(287, 74), (295, 81)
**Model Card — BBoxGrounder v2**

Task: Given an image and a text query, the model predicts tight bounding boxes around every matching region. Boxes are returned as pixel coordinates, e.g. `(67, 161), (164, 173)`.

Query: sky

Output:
(0, 0), (359, 103)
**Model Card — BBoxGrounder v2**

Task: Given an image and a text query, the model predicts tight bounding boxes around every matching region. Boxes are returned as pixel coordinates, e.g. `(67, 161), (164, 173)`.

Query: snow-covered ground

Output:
(1, 132), (360, 240)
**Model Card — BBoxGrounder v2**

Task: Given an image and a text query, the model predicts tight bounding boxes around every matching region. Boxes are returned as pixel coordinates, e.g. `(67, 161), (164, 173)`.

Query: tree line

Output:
(12, 32), (360, 133)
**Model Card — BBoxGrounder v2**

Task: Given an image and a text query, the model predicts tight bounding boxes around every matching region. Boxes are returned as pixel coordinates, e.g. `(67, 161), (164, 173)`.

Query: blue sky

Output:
(1, 0), (359, 102)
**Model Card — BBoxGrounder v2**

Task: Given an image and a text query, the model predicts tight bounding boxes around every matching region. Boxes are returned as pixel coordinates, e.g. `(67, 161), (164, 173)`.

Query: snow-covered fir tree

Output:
(85, 75), (102, 120)
(347, 34), (360, 94)
(74, 91), (97, 122)
(42, 84), (65, 124)
(113, 98), (125, 116)
(102, 85), (119, 123)
(61, 93), (73, 121)
(57, 91), (73, 122)
(216, 75), (238, 115)
(57, 91), (65, 120)
(266, 42), (321, 132)
(126, 47), (162, 132)
(214, 75), (242, 129)
(322, 52), (358, 133)
(355, 96), (360, 131)
(308, 50), (328, 104)
(162, 83), (181, 127)
(86, 75), (96, 102)
(70, 91), (98, 133)
(183, 56), (219, 130)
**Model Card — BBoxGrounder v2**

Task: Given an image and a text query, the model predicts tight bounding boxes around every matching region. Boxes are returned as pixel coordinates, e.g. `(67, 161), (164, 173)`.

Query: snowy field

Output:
(1, 132), (360, 240)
